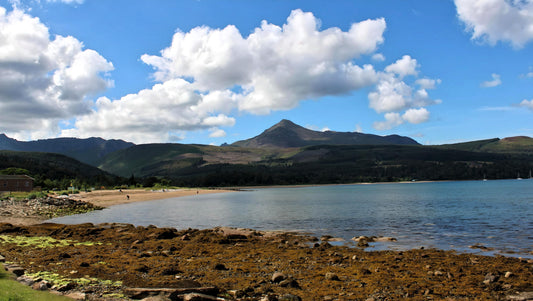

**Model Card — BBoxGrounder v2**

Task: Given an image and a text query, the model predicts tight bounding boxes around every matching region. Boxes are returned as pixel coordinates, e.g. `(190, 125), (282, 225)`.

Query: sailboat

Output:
(529, 169), (532, 180)
(517, 172), (522, 180)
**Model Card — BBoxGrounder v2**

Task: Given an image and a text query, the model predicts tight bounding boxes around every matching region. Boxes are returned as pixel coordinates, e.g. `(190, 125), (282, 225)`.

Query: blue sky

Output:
(0, 0), (532, 145)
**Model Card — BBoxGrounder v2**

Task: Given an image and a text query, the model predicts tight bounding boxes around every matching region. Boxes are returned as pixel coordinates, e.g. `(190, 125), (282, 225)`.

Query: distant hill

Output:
(2, 121), (532, 187)
(98, 143), (204, 178)
(232, 119), (419, 148)
(0, 151), (120, 189)
(0, 134), (134, 166)
(436, 136), (533, 154)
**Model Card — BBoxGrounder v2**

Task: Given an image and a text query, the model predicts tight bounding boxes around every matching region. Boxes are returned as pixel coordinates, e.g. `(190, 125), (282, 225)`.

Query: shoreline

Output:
(0, 188), (232, 226)
(69, 188), (233, 208)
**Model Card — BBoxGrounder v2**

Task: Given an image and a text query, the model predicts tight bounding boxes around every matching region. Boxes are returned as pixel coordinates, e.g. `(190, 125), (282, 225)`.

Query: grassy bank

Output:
(0, 268), (71, 301)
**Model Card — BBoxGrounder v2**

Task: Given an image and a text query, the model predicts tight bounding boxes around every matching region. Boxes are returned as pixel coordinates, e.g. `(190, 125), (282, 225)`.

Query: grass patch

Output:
(0, 191), (48, 201)
(0, 235), (102, 248)
(0, 268), (71, 301)
(26, 271), (123, 288)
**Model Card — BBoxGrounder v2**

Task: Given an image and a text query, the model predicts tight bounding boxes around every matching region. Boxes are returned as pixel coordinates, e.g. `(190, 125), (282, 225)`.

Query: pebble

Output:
(5, 264), (25, 277)
(64, 292), (86, 300)
(279, 279), (300, 288)
(278, 294), (302, 301)
(16, 275), (35, 286)
(483, 273), (499, 284)
(325, 272), (340, 281)
(271, 272), (286, 283)
(183, 293), (219, 301)
(213, 263), (228, 271)
(32, 281), (49, 291)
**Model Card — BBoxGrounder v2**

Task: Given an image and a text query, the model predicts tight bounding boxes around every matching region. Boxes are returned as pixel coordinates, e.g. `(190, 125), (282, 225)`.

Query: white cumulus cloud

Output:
(416, 78), (441, 90)
(402, 107), (430, 124)
(372, 53), (385, 62)
(455, 0), (533, 48)
(369, 56), (440, 130)
(481, 73), (502, 87)
(373, 113), (404, 131)
(0, 7), (113, 139)
(384, 55), (419, 78)
(373, 107), (430, 130)
(61, 79), (236, 143)
(520, 99), (533, 110)
(209, 128), (227, 138)
(141, 9), (386, 115)
(368, 72), (440, 114)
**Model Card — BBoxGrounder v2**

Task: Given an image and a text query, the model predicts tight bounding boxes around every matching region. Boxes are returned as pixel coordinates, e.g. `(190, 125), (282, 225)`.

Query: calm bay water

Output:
(49, 179), (533, 257)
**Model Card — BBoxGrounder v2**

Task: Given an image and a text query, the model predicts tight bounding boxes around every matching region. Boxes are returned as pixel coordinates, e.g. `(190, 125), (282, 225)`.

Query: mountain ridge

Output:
(232, 119), (420, 148)
(0, 134), (134, 166)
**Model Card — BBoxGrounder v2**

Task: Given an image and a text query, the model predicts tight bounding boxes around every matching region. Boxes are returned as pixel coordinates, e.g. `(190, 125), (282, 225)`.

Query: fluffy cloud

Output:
(209, 128), (227, 138)
(142, 9), (385, 115)
(455, 0), (533, 48)
(369, 56), (440, 130)
(368, 72), (439, 113)
(520, 99), (533, 110)
(373, 108), (430, 130)
(373, 113), (403, 131)
(62, 79), (236, 143)
(416, 78), (441, 90)
(402, 107), (430, 124)
(372, 53), (385, 62)
(384, 55), (419, 78)
(481, 73), (502, 87)
(0, 7), (112, 139)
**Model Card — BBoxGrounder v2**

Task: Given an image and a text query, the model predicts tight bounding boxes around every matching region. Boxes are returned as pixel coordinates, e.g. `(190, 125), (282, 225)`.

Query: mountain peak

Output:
(232, 120), (419, 148)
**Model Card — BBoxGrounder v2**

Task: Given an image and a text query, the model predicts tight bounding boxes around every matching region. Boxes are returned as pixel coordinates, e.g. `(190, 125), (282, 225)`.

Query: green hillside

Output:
(0, 151), (121, 190)
(98, 144), (204, 177)
(97, 143), (533, 187)
(436, 136), (533, 154)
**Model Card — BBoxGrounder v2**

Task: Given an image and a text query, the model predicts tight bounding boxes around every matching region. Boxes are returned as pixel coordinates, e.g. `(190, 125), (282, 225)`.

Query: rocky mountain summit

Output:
(232, 119), (419, 148)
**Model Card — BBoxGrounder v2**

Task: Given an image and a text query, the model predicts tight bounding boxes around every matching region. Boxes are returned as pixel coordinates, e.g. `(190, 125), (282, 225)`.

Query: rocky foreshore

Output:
(1, 222), (532, 300)
(0, 195), (103, 225)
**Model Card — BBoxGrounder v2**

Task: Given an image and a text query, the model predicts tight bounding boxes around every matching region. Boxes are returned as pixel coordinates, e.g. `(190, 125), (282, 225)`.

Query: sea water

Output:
(49, 179), (533, 258)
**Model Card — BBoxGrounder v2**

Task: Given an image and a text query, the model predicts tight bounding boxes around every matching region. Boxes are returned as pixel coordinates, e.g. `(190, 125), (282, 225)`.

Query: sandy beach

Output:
(69, 188), (232, 208)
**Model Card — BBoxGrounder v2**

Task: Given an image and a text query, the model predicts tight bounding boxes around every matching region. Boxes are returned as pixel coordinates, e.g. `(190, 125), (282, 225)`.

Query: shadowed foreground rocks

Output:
(0, 222), (532, 300)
